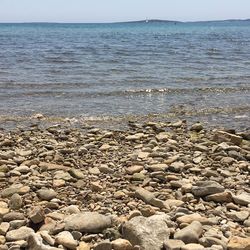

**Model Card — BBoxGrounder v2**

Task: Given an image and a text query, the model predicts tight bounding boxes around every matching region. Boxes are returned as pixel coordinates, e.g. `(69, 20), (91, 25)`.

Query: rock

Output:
(227, 236), (250, 250)
(181, 243), (205, 250)
(6, 226), (34, 241)
(156, 132), (169, 141)
(27, 233), (61, 250)
(131, 172), (146, 181)
(64, 212), (112, 233)
(192, 181), (225, 197)
(0, 208), (9, 217)
(77, 242), (91, 250)
(177, 214), (208, 224)
(0, 236), (5, 245)
(69, 169), (85, 179)
(164, 239), (185, 250)
(206, 192), (233, 203)
(3, 212), (25, 222)
(190, 123), (203, 132)
(112, 239), (133, 250)
(0, 222), (10, 235)
(199, 237), (227, 250)
(29, 207), (45, 224)
(214, 131), (242, 146)
(64, 205), (80, 214)
(135, 187), (167, 209)
(55, 231), (78, 250)
(233, 193), (250, 206)
(122, 214), (170, 250)
(94, 240), (112, 250)
(37, 189), (57, 201)
(9, 194), (22, 210)
(126, 165), (144, 175)
(88, 167), (100, 175)
(169, 161), (185, 172)
(39, 231), (55, 246)
(1, 184), (30, 198)
(227, 211), (249, 222)
(135, 188), (155, 204)
(126, 133), (145, 141)
(91, 182), (103, 192)
(174, 221), (203, 244)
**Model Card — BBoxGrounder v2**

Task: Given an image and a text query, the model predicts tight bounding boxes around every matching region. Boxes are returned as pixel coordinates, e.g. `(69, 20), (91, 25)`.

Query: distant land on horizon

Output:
(0, 18), (250, 24)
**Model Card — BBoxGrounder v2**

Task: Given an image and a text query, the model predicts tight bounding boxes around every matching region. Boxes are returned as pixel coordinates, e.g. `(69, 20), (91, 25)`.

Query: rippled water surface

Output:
(0, 21), (250, 128)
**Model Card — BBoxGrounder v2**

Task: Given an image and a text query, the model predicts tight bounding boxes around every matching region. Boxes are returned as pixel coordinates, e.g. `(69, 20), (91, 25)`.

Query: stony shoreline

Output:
(0, 118), (250, 250)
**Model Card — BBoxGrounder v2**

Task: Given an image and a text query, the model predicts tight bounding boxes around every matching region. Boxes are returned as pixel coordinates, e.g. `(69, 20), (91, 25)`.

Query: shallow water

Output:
(0, 21), (249, 128)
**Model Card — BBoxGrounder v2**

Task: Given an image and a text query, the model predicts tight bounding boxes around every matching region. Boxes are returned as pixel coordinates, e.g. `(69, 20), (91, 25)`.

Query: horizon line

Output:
(0, 18), (250, 24)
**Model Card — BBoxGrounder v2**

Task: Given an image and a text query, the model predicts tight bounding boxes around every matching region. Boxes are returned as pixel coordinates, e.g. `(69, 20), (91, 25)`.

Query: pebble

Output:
(0, 121), (249, 249)
(37, 189), (57, 201)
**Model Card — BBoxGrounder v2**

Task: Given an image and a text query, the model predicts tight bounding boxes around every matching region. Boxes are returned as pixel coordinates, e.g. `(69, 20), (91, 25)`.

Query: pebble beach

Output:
(0, 116), (249, 250)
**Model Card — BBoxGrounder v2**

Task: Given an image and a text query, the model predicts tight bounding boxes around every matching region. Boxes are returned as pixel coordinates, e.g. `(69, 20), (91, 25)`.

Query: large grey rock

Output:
(174, 221), (203, 244)
(122, 214), (170, 250)
(192, 181), (224, 197)
(6, 226), (34, 241)
(64, 212), (112, 233)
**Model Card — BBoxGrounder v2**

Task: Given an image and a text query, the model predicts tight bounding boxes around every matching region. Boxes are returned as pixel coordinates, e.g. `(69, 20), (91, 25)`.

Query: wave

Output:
(1, 86), (249, 98)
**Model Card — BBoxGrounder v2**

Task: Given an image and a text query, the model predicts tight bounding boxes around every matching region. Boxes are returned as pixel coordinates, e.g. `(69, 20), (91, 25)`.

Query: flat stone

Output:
(227, 211), (249, 222)
(192, 181), (224, 197)
(156, 132), (169, 141)
(37, 189), (57, 201)
(181, 243), (205, 250)
(126, 133), (144, 141)
(126, 165), (144, 175)
(64, 212), (112, 233)
(0, 208), (9, 217)
(122, 214), (170, 250)
(3, 212), (25, 222)
(94, 240), (112, 250)
(88, 167), (100, 175)
(1, 184), (30, 198)
(206, 192), (233, 203)
(54, 170), (73, 181)
(164, 239), (185, 250)
(227, 236), (250, 250)
(199, 237), (227, 250)
(112, 238), (133, 250)
(27, 233), (61, 250)
(77, 242), (91, 250)
(135, 188), (155, 203)
(233, 193), (250, 206)
(6, 226), (34, 241)
(177, 214), (209, 225)
(174, 221), (203, 244)
(39, 162), (70, 171)
(55, 231), (78, 250)
(69, 169), (85, 179)
(0, 222), (10, 235)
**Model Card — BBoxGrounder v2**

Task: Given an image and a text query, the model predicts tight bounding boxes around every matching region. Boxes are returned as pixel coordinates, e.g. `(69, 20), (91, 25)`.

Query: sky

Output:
(0, 0), (250, 23)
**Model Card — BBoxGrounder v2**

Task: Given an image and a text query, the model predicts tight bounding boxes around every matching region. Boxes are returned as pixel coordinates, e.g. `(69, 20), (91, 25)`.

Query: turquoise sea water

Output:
(0, 21), (249, 128)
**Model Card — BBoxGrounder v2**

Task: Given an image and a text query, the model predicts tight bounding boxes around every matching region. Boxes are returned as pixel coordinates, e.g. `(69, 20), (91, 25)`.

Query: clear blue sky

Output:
(0, 0), (250, 23)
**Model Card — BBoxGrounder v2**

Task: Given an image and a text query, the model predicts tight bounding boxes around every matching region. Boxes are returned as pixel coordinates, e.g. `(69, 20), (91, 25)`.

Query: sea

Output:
(0, 20), (250, 129)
